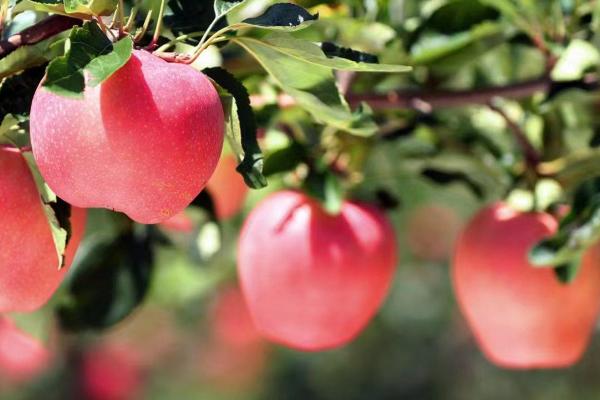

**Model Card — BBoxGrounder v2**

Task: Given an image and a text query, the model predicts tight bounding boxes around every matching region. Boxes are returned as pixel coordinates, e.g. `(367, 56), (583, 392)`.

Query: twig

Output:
(488, 102), (540, 170)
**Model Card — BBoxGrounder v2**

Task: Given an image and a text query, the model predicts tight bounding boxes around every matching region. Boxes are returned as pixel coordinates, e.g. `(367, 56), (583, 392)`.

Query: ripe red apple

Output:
(82, 343), (142, 400)
(206, 154), (248, 220)
(453, 203), (600, 369)
(238, 190), (398, 351)
(0, 148), (86, 313)
(30, 49), (224, 224)
(406, 203), (462, 262)
(0, 317), (51, 383)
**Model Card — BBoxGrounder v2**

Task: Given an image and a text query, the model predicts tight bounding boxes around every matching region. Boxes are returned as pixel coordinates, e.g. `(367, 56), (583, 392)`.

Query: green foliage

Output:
(43, 21), (132, 97)
(56, 228), (154, 331)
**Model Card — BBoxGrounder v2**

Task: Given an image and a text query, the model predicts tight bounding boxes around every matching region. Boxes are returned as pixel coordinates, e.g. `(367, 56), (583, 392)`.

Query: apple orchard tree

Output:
(3, 0), (600, 393)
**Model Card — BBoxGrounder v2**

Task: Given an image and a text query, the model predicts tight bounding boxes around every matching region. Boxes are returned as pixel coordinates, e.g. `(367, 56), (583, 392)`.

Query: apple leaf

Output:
(56, 229), (155, 331)
(233, 35), (378, 136)
(203, 66), (267, 189)
(13, 0), (112, 17)
(20, 152), (72, 269)
(63, 0), (117, 16)
(529, 178), (600, 283)
(239, 3), (318, 31)
(0, 114), (30, 148)
(214, 0), (245, 18)
(247, 34), (411, 73)
(43, 21), (133, 98)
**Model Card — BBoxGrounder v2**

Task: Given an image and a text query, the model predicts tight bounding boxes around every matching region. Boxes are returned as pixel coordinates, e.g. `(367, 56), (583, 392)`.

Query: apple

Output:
(0, 148), (86, 313)
(453, 202), (600, 369)
(406, 203), (462, 262)
(82, 343), (142, 400)
(30, 49), (224, 224)
(237, 190), (398, 351)
(206, 154), (248, 220)
(0, 317), (51, 383)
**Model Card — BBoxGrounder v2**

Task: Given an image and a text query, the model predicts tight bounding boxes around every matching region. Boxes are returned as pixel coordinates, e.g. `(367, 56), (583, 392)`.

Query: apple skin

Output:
(238, 190), (398, 351)
(206, 154), (248, 220)
(82, 344), (142, 400)
(0, 148), (86, 313)
(453, 203), (600, 369)
(0, 317), (51, 383)
(30, 49), (224, 224)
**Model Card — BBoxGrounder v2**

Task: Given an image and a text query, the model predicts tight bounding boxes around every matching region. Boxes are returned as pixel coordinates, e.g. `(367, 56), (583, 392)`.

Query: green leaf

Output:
(63, 0), (117, 16)
(13, 0), (113, 17)
(43, 21), (133, 98)
(551, 39), (600, 82)
(263, 141), (307, 176)
(214, 0), (245, 18)
(0, 32), (68, 80)
(21, 152), (72, 269)
(202, 66), (267, 189)
(425, 0), (499, 34)
(233, 35), (378, 136)
(0, 114), (30, 148)
(56, 229), (154, 331)
(244, 34), (410, 73)
(85, 35), (133, 87)
(410, 22), (507, 66)
(239, 3), (318, 31)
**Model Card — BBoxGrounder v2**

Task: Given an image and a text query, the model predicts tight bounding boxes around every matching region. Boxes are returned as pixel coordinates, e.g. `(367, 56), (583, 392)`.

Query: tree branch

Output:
(251, 75), (600, 111)
(0, 15), (81, 59)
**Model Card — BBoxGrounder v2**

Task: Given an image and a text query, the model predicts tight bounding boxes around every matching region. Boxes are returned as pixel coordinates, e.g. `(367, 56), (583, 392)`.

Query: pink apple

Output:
(30, 49), (224, 224)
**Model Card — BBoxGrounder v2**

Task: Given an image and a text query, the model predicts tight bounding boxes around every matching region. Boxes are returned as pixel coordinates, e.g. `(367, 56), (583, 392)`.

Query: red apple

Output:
(82, 343), (142, 400)
(0, 317), (51, 383)
(453, 203), (600, 369)
(0, 148), (86, 312)
(238, 190), (398, 351)
(30, 49), (224, 224)
(406, 203), (462, 261)
(206, 154), (248, 220)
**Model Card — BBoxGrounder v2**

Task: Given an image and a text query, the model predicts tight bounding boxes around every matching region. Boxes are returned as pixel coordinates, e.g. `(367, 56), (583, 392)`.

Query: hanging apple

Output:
(238, 190), (398, 351)
(30, 49), (224, 224)
(453, 203), (600, 369)
(0, 148), (86, 312)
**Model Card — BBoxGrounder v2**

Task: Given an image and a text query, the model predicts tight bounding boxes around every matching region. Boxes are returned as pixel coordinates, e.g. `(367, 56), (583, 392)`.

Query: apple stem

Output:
(117, 0), (125, 37)
(124, 6), (138, 32)
(133, 9), (152, 43)
(146, 0), (166, 50)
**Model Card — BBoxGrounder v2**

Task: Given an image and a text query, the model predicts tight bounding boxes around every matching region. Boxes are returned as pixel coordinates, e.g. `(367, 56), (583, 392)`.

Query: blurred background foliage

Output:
(5, 0), (600, 399)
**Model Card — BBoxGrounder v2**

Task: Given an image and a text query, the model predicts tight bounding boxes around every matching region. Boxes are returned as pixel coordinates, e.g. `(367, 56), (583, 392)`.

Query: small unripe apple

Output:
(453, 203), (600, 369)
(0, 317), (51, 383)
(206, 154), (248, 220)
(238, 190), (398, 351)
(0, 148), (86, 313)
(30, 49), (224, 224)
